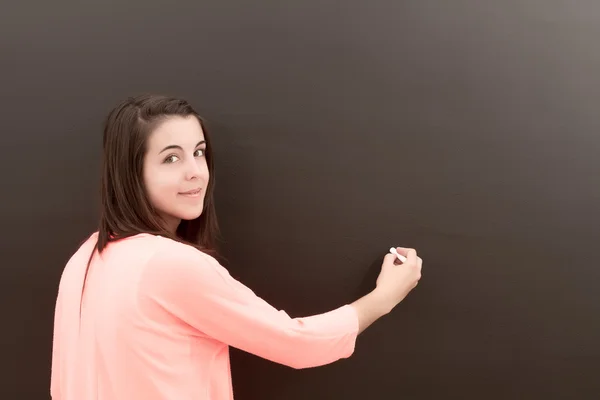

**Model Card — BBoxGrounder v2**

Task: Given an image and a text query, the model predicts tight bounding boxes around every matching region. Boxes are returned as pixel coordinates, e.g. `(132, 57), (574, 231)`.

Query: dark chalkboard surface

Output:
(1, 1), (598, 398)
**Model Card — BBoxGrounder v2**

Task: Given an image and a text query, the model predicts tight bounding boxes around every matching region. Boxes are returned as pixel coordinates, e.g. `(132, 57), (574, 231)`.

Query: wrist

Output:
(371, 288), (394, 316)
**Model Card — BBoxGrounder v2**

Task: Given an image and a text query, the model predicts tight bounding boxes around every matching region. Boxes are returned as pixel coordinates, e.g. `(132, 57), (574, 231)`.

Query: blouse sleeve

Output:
(138, 244), (359, 369)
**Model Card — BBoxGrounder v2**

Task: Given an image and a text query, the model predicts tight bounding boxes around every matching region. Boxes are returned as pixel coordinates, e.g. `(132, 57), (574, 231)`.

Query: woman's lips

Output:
(179, 188), (202, 197)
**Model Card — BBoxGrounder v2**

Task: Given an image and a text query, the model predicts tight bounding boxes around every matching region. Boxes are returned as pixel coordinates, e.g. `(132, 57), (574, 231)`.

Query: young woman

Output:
(50, 94), (423, 400)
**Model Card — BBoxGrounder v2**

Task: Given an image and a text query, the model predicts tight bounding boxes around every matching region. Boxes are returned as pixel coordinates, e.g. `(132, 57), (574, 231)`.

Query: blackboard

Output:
(1, 1), (598, 398)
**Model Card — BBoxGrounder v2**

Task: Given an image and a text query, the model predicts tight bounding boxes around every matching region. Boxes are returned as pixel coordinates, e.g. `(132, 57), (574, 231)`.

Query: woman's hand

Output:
(374, 247), (423, 313)
(351, 247), (422, 334)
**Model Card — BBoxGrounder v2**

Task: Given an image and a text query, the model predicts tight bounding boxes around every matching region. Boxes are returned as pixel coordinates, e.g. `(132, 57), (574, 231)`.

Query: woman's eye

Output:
(194, 149), (205, 157)
(164, 155), (179, 163)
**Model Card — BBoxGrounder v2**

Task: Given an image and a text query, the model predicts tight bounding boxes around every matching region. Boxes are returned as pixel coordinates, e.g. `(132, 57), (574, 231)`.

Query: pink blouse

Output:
(51, 232), (359, 399)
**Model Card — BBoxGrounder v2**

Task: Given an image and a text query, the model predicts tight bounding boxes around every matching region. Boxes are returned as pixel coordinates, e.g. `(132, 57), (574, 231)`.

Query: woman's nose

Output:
(185, 159), (202, 180)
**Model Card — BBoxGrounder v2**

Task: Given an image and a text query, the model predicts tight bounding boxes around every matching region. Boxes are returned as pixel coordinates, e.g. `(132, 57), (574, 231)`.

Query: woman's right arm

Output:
(138, 242), (421, 369)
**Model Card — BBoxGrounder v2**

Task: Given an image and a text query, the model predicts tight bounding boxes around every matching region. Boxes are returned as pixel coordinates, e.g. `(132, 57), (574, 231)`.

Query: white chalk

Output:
(389, 247), (407, 263)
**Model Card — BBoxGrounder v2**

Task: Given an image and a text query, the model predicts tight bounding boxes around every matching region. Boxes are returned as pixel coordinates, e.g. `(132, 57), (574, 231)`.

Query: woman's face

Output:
(143, 115), (209, 232)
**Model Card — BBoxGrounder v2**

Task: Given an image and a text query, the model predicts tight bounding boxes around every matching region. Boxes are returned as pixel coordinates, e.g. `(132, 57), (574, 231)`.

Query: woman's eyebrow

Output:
(159, 140), (205, 154)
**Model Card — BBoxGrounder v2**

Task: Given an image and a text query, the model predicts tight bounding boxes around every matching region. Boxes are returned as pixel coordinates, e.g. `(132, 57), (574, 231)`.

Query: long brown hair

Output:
(81, 94), (221, 314)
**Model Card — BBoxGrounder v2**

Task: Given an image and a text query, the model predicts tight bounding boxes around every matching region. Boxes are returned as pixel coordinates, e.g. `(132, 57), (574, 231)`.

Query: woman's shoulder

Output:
(139, 233), (217, 268)
(64, 231), (99, 264)
(138, 235), (227, 290)
(72, 232), (212, 264)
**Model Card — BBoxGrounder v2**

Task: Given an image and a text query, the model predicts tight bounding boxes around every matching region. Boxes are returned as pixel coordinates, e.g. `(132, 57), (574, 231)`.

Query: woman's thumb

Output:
(384, 252), (398, 266)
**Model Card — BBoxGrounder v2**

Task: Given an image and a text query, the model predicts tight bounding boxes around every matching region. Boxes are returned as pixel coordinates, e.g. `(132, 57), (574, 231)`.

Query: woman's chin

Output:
(176, 207), (204, 221)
